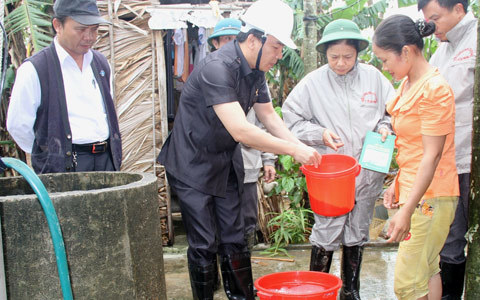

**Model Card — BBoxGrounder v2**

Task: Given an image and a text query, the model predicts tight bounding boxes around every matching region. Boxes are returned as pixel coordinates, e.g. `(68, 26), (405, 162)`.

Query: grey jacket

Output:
(429, 12), (477, 174)
(241, 109), (277, 183)
(282, 63), (395, 201)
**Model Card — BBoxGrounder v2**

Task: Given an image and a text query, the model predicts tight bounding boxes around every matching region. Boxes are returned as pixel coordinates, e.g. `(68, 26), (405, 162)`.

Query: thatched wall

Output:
(95, 0), (163, 173)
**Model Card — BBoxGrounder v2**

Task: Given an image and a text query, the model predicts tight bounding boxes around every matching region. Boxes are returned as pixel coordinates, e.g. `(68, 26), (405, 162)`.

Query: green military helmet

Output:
(316, 19), (369, 53)
(207, 18), (242, 47)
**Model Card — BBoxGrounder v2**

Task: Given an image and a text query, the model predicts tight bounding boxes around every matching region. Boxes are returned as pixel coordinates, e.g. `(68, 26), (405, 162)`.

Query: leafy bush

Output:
(261, 155), (313, 256)
(261, 207), (312, 257)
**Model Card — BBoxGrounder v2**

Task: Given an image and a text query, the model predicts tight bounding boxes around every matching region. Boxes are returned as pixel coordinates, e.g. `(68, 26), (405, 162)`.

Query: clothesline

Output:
(147, 3), (246, 30)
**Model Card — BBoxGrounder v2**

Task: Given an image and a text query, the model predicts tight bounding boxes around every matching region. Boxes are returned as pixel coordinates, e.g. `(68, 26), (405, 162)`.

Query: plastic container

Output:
(254, 271), (342, 300)
(301, 154), (361, 216)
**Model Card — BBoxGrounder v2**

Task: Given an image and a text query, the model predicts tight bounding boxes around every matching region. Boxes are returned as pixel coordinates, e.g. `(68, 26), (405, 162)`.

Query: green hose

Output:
(1, 158), (73, 300)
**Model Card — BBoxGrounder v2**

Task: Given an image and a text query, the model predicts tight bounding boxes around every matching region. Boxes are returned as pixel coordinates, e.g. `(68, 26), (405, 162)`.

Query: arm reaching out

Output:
(213, 101), (322, 167)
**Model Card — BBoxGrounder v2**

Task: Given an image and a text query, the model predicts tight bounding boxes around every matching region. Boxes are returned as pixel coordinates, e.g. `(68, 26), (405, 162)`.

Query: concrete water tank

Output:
(0, 172), (166, 299)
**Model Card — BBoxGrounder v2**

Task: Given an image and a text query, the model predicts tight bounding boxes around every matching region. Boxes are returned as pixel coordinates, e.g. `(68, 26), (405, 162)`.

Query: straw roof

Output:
(95, 0), (162, 173)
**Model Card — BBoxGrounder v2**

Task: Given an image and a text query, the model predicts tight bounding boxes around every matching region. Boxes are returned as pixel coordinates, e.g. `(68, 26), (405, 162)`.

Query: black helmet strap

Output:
(254, 35), (267, 70)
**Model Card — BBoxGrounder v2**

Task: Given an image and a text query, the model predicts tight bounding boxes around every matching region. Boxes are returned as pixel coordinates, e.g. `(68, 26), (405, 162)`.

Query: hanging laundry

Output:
(173, 28), (190, 82)
(173, 29), (184, 78)
(195, 27), (208, 66)
(189, 41), (196, 74)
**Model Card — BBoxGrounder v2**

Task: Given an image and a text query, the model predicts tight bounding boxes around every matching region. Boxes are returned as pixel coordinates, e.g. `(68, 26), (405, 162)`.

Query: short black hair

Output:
(236, 29), (265, 43)
(324, 39), (361, 54)
(373, 15), (436, 55)
(418, 0), (468, 13)
(53, 15), (67, 24)
(52, 16), (67, 34)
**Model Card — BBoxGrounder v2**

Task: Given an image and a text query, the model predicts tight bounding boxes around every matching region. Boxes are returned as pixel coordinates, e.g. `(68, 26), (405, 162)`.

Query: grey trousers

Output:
(440, 173), (470, 264)
(241, 182), (258, 235)
(310, 196), (377, 251)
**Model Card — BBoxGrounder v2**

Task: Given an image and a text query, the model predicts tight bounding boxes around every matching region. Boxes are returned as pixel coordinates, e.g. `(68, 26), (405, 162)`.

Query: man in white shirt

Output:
(419, 0), (477, 298)
(7, 0), (121, 174)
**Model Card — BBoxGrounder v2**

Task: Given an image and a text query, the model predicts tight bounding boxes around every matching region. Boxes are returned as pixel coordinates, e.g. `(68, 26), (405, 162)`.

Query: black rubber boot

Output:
(309, 245), (334, 273)
(188, 263), (216, 300)
(220, 252), (255, 300)
(213, 256), (222, 291)
(440, 261), (466, 300)
(340, 245), (364, 300)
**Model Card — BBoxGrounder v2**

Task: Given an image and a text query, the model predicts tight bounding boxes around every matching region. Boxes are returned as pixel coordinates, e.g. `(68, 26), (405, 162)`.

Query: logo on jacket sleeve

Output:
(453, 48), (474, 62)
(361, 91), (378, 104)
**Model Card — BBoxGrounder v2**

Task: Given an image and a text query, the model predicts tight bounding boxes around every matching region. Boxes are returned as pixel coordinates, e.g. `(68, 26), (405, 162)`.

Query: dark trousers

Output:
(440, 173), (470, 264)
(241, 182), (258, 235)
(167, 172), (247, 266)
(74, 151), (115, 172)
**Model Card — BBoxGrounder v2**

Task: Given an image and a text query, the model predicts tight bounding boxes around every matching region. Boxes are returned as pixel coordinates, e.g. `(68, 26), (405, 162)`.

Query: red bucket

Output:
(301, 154), (361, 217)
(254, 271), (342, 300)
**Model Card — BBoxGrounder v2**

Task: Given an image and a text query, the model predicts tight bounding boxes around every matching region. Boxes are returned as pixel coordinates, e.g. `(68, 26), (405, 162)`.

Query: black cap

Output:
(53, 0), (111, 25)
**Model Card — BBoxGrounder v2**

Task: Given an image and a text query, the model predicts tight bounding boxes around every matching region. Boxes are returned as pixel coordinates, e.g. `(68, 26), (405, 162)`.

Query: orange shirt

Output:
(386, 68), (459, 204)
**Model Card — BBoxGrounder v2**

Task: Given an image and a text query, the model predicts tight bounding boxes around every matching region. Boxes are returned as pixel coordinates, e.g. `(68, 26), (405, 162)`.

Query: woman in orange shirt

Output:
(373, 15), (459, 300)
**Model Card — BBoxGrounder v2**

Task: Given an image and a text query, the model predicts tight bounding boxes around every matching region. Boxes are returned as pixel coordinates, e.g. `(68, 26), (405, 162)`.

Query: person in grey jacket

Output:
(241, 109), (277, 250)
(282, 19), (395, 300)
(419, 0), (477, 298)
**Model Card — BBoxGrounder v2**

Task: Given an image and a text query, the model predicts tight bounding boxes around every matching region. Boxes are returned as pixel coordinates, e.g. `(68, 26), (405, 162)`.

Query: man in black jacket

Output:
(158, 0), (322, 299)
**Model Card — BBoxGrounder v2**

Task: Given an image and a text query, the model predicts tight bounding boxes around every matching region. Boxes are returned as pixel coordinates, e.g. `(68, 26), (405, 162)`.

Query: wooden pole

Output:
(154, 30), (174, 244)
(151, 33), (157, 173)
(251, 256), (295, 262)
(154, 30), (169, 146)
(107, 0), (116, 96)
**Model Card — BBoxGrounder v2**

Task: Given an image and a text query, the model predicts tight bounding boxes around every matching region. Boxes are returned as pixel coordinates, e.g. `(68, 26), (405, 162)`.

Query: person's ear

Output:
(247, 33), (258, 50)
(402, 46), (409, 61)
(453, 3), (465, 15)
(211, 39), (220, 50)
(52, 18), (63, 33)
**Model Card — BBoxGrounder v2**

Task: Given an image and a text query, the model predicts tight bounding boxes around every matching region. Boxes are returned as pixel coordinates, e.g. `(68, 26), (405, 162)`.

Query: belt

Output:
(72, 141), (108, 154)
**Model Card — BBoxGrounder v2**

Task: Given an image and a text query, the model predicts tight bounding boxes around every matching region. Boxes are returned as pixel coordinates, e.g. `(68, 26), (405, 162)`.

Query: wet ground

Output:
(163, 220), (398, 300)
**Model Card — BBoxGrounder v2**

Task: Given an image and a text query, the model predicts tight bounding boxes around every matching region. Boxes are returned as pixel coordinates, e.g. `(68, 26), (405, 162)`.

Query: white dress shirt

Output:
(7, 38), (110, 153)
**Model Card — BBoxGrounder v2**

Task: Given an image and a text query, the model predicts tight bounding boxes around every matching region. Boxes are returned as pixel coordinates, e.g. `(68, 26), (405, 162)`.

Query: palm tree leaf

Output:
(398, 0), (418, 8)
(353, 0), (388, 29)
(293, 9), (305, 41)
(317, 14), (333, 28)
(282, 47), (305, 78)
(5, 0), (53, 53)
(332, 0), (368, 20)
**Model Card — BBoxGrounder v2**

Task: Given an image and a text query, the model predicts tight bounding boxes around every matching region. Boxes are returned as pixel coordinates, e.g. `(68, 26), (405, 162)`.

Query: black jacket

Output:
(158, 40), (270, 197)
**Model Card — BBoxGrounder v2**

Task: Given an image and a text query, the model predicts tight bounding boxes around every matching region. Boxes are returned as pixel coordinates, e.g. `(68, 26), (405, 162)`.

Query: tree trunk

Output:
(465, 11), (480, 299)
(302, 0), (317, 75)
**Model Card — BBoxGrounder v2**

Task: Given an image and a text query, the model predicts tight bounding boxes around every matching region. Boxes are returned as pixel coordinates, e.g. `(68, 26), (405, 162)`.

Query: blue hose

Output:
(1, 157), (73, 300)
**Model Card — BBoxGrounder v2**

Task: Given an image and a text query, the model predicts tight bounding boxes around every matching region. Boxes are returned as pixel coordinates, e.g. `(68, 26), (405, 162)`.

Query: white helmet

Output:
(240, 0), (297, 49)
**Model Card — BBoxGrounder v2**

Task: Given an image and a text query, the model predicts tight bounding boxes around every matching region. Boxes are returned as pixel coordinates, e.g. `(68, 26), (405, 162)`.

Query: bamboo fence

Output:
(95, 0), (162, 173)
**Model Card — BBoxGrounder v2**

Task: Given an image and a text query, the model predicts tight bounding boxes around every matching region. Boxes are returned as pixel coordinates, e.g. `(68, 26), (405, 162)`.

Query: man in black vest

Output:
(7, 0), (121, 174)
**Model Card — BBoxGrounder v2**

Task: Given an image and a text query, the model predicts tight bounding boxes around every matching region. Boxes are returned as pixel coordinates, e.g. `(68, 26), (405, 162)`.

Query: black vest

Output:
(27, 43), (122, 174)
